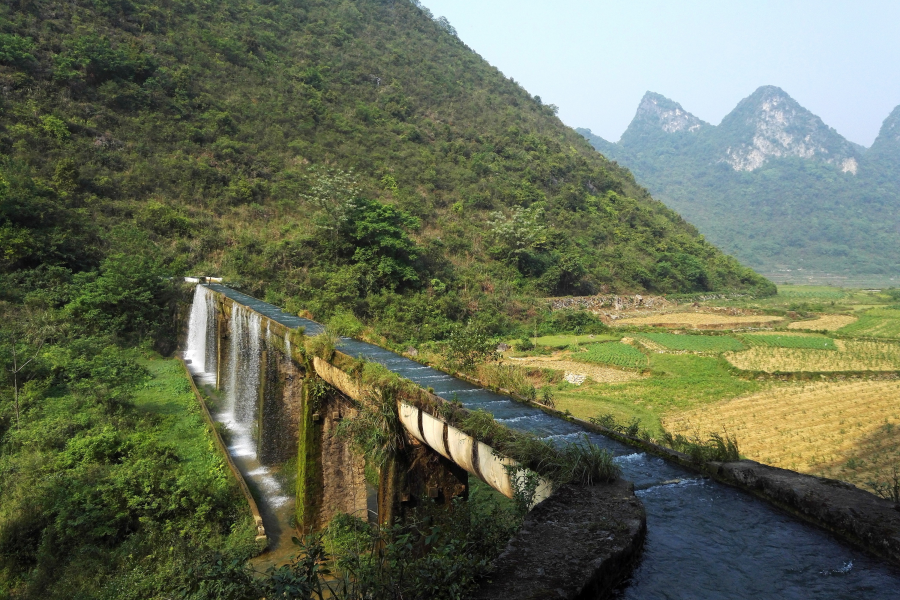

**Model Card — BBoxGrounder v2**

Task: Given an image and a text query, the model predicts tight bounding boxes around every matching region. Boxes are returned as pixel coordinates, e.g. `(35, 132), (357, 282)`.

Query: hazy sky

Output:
(421, 0), (900, 147)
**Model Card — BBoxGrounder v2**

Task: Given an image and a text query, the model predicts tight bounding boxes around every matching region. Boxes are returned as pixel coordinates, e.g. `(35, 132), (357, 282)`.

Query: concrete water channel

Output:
(189, 284), (900, 598)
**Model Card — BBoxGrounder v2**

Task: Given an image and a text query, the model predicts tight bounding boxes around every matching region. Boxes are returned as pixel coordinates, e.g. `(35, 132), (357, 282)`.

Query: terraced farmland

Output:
(663, 380), (900, 493)
(612, 312), (783, 329)
(637, 333), (745, 353)
(788, 314), (858, 331)
(573, 342), (648, 370)
(837, 308), (900, 339)
(741, 333), (837, 350)
(725, 340), (900, 373)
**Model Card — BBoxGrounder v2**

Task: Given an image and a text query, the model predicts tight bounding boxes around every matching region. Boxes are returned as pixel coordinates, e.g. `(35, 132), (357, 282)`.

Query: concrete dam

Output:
(183, 283), (900, 598)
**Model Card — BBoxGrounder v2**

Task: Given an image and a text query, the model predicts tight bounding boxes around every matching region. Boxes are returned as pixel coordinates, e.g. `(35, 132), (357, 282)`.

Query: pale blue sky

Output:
(421, 0), (900, 147)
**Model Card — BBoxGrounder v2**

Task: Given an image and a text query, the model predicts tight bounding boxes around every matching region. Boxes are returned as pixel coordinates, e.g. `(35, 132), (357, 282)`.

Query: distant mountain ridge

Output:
(579, 87), (900, 282)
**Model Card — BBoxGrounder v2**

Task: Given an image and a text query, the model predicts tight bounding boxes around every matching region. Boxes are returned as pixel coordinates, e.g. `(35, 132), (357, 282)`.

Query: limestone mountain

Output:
(716, 86), (862, 173)
(579, 88), (900, 282)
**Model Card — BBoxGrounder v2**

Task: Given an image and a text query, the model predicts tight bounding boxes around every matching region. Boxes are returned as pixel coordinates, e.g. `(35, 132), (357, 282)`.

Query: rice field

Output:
(725, 340), (900, 372)
(741, 333), (837, 350)
(612, 312), (784, 329)
(837, 308), (900, 339)
(573, 342), (648, 370)
(663, 380), (900, 493)
(788, 314), (858, 331)
(636, 333), (745, 353)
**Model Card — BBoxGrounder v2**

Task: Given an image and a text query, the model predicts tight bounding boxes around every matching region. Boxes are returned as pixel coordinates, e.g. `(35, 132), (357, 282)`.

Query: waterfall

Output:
(186, 285), (217, 384)
(220, 303), (289, 507)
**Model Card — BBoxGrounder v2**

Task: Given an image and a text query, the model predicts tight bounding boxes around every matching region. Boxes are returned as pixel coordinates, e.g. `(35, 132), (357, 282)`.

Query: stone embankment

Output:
(708, 461), (900, 565)
(472, 479), (646, 600)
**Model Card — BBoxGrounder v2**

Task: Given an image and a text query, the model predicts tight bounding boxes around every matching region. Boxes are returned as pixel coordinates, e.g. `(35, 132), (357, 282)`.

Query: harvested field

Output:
(612, 312), (783, 329)
(741, 333), (837, 350)
(663, 380), (900, 493)
(788, 314), (858, 331)
(725, 340), (900, 373)
(507, 356), (644, 384)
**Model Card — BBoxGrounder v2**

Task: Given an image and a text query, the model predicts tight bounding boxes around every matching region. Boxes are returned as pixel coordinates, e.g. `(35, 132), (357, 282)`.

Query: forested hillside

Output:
(0, 0), (770, 343)
(580, 87), (900, 283)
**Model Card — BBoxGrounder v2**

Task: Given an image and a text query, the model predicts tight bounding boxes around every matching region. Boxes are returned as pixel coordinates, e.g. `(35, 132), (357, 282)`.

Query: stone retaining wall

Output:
(472, 480), (646, 600)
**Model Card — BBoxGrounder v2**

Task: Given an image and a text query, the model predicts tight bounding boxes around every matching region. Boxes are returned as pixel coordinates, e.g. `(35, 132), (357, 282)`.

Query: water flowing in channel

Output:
(203, 284), (900, 599)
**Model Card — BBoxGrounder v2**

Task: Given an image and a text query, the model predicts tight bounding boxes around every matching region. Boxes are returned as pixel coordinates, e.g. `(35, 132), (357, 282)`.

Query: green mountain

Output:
(579, 87), (900, 284)
(0, 0), (770, 346)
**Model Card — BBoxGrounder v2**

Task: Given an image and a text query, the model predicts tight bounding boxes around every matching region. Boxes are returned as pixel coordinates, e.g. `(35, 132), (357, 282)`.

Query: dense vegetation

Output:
(579, 91), (900, 281)
(0, 0), (770, 347)
(0, 260), (258, 598)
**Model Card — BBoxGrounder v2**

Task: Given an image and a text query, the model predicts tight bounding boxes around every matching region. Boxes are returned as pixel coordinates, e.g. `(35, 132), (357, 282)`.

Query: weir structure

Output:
(184, 284), (555, 535)
(183, 282), (900, 599)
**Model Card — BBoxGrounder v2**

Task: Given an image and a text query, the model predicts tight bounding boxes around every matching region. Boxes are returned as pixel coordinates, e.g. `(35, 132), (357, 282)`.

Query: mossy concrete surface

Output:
(471, 479), (646, 600)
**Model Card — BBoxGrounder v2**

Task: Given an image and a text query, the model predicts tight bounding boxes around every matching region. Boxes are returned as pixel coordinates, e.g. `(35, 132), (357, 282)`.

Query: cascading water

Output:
(203, 284), (900, 598)
(185, 285), (217, 384)
(219, 303), (290, 508)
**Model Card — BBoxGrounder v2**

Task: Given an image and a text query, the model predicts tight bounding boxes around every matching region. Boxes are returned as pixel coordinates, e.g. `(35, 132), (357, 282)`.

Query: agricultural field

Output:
(572, 342), (649, 370)
(507, 356), (645, 384)
(725, 340), (900, 373)
(662, 379), (900, 494)
(837, 308), (900, 339)
(788, 314), (858, 331)
(612, 312), (784, 329)
(740, 333), (837, 350)
(636, 333), (745, 353)
(509, 333), (620, 349)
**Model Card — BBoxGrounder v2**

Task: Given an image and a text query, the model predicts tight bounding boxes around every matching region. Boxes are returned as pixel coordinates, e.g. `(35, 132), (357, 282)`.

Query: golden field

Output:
(663, 379), (900, 492)
(725, 340), (900, 372)
(612, 312), (784, 328)
(788, 314), (858, 331)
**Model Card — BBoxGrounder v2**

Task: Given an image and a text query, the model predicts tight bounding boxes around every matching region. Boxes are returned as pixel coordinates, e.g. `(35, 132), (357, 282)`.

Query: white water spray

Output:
(220, 303), (290, 507)
(185, 285), (217, 384)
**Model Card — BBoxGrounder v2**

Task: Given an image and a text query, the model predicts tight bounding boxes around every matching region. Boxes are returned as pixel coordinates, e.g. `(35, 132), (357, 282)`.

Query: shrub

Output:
(662, 430), (741, 463)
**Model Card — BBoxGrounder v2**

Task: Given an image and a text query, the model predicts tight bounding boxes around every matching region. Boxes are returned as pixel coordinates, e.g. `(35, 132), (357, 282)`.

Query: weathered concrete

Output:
(472, 479), (646, 600)
(709, 460), (900, 565)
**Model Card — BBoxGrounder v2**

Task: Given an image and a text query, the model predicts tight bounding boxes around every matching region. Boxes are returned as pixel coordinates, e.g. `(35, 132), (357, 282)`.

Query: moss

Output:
(295, 376), (325, 533)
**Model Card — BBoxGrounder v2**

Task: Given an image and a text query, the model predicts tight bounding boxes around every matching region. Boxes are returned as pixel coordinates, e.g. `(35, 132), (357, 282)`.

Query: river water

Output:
(195, 284), (900, 598)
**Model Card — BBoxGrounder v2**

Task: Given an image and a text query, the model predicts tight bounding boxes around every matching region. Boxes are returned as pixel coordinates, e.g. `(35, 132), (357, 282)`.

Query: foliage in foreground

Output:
(185, 490), (521, 600)
(0, 257), (257, 598)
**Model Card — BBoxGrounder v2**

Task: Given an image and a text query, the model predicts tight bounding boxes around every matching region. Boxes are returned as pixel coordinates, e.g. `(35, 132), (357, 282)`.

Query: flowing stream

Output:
(192, 284), (900, 598)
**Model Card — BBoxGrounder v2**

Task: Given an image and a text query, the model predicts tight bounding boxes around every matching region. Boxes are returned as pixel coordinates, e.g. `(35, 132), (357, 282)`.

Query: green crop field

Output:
(838, 308), (900, 339)
(638, 333), (745, 353)
(514, 334), (621, 349)
(742, 334), (837, 350)
(574, 342), (648, 369)
(776, 286), (849, 301)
